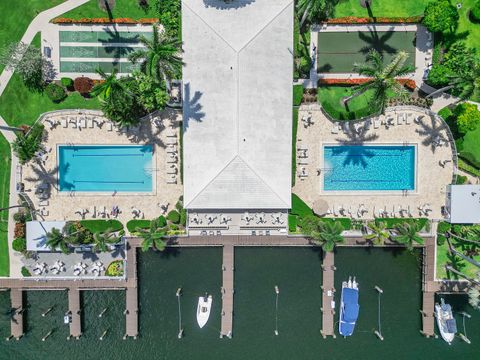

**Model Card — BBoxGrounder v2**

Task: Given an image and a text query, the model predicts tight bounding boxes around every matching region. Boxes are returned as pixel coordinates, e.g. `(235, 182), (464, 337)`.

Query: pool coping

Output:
(319, 142), (419, 196)
(55, 143), (158, 197)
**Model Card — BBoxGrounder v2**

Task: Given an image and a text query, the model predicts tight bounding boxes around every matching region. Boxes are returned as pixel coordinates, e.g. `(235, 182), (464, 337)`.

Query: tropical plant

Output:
(90, 68), (128, 100)
(453, 103), (480, 134)
(128, 25), (183, 88)
(12, 123), (44, 164)
(364, 221), (390, 246)
(393, 222), (424, 250)
(343, 50), (413, 114)
(423, 0), (459, 34)
(92, 229), (119, 253)
(45, 227), (69, 253)
(100, 81), (144, 127)
(131, 70), (169, 112)
(138, 217), (167, 252)
(472, 1), (480, 22)
(427, 62), (480, 100)
(61, 77), (74, 88)
(0, 42), (50, 91)
(156, 0), (182, 38)
(302, 216), (345, 252)
(297, 0), (333, 28)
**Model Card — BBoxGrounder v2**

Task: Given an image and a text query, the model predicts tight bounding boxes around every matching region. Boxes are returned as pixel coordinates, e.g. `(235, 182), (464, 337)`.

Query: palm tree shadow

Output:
(359, 28), (396, 57)
(126, 117), (167, 149)
(183, 82), (205, 133)
(100, 27), (138, 66)
(335, 122), (379, 167)
(24, 162), (62, 191)
(415, 115), (448, 153)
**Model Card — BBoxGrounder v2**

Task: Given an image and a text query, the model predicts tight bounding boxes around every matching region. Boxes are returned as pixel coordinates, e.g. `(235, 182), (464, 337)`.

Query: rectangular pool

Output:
(58, 145), (153, 192)
(323, 145), (415, 191)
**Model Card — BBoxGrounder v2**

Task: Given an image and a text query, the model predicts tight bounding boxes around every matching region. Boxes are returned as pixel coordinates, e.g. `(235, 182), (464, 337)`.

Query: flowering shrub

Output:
(14, 223), (25, 238)
(318, 78), (416, 89)
(52, 17), (158, 24)
(324, 16), (423, 24)
(74, 77), (94, 95)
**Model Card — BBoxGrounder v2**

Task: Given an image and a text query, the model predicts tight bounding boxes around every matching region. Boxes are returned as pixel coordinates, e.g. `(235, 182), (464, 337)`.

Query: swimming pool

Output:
(58, 145), (153, 192)
(323, 145), (415, 191)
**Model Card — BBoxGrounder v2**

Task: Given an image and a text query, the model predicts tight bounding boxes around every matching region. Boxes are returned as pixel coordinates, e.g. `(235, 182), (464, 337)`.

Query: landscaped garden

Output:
(332, 0), (430, 18)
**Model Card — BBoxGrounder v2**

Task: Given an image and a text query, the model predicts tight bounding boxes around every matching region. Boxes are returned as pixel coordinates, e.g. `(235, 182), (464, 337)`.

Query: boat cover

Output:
(343, 288), (359, 322)
(446, 318), (457, 333)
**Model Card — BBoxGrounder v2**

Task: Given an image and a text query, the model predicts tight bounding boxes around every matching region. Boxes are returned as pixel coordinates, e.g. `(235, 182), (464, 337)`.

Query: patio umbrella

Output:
(312, 199), (329, 217)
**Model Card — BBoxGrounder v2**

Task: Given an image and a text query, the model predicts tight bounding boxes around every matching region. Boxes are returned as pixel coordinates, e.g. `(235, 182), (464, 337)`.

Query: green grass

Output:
(459, 125), (480, 167)
(291, 194), (313, 218)
(374, 218), (429, 231)
(436, 241), (480, 280)
(0, 0), (65, 72)
(59, 0), (157, 20)
(454, 0), (480, 57)
(0, 34), (101, 127)
(79, 219), (123, 233)
(0, 135), (10, 276)
(293, 85), (303, 106)
(317, 85), (381, 120)
(458, 158), (480, 177)
(292, 107), (299, 186)
(333, 0), (429, 18)
(127, 220), (151, 233)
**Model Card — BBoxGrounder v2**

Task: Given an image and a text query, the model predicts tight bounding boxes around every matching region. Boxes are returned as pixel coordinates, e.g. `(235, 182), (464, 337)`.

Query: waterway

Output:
(0, 247), (479, 359)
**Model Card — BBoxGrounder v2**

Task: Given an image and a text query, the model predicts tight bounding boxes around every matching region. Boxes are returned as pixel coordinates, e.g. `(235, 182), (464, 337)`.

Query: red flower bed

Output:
(52, 17), (158, 24)
(319, 78), (416, 89)
(324, 16), (422, 24)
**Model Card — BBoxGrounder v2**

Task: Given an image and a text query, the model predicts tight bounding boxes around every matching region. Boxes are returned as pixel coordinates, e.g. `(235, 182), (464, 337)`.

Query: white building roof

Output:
(448, 185), (480, 224)
(182, 0), (293, 209)
(26, 221), (66, 252)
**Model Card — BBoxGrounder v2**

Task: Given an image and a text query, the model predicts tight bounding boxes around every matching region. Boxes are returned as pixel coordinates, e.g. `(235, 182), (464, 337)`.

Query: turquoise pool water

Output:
(323, 145), (415, 191)
(58, 145), (153, 192)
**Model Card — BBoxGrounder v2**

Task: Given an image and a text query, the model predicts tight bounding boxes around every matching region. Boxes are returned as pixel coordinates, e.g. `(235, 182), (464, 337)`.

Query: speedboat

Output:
(435, 298), (457, 344)
(196, 294), (212, 328)
(339, 276), (359, 337)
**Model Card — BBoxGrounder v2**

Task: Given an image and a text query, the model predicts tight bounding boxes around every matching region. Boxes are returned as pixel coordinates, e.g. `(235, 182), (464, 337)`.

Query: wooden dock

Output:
(125, 287), (138, 338)
(321, 251), (335, 338)
(220, 244), (234, 338)
(68, 289), (82, 339)
(421, 235), (436, 337)
(10, 289), (23, 340)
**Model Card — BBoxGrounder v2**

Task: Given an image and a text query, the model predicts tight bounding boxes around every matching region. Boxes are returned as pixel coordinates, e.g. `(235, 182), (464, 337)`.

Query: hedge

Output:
(45, 83), (67, 103)
(12, 237), (26, 253)
(127, 220), (151, 233)
(79, 220), (123, 233)
(458, 158), (480, 177)
(61, 77), (74, 88)
(53, 17), (158, 24)
(324, 16), (423, 24)
(437, 221), (451, 234)
(167, 210), (181, 224)
(21, 266), (31, 277)
(293, 85), (304, 106)
(288, 214), (298, 232)
(374, 218), (429, 231)
(321, 100), (376, 121)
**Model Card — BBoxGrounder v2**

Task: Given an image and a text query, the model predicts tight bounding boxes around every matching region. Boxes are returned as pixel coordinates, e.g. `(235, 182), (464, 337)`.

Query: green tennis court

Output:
(317, 30), (416, 73)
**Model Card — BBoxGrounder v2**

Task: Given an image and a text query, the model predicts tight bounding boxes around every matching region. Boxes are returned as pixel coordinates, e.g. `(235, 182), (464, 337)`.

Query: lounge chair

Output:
(166, 138), (177, 145)
(406, 113), (412, 125)
(331, 123), (339, 134)
(62, 119), (68, 128)
(373, 118), (381, 129)
(107, 122), (113, 131)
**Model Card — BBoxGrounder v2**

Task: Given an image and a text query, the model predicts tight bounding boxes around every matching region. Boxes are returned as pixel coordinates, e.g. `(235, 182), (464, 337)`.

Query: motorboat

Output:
(435, 298), (457, 344)
(196, 294), (212, 328)
(339, 276), (359, 337)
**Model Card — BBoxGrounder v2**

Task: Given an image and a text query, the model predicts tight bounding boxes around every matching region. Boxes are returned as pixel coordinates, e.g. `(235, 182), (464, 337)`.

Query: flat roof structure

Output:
(26, 221), (66, 251)
(182, 0), (293, 210)
(448, 185), (480, 224)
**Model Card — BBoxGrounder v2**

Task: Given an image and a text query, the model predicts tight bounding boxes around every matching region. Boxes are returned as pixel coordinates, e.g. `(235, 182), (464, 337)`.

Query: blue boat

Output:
(339, 277), (359, 337)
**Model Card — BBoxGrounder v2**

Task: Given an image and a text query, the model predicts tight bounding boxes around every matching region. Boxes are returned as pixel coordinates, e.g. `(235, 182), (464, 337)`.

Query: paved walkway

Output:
(320, 251), (335, 338)
(220, 244), (234, 338)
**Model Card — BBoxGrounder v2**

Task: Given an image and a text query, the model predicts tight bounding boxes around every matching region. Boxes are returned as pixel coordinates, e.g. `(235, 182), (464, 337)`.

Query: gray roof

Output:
(449, 185), (480, 224)
(26, 221), (66, 252)
(182, 0), (293, 209)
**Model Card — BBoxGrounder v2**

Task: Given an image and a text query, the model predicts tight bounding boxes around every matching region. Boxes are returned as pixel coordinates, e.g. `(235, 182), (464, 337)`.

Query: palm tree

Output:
(90, 68), (129, 100)
(364, 221), (390, 245)
(393, 222), (424, 250)
(45, 227), (69, 254)
(426, 63), (480, 100)
(297, 0), (330, 28)
(303, 216), (345, 252)
(468, 273), (480, 310)
(343, 50), (413, 114)
(92, 229), (119, 253)
(128, 25), (182, 88)
(138, 218), (167, 252)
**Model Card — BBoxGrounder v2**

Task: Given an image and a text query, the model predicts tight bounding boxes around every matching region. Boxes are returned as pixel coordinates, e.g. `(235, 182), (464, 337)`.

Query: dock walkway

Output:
(68, 289), (81, 338)
(220, 244), (234, 338)
(10, 289), (23, 340)
(421, 235), (436, 337)
(321, 251), (335, 338)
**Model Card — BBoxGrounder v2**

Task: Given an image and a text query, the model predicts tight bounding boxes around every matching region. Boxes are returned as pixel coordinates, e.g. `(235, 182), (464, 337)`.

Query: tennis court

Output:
(317, 30), (416, 73)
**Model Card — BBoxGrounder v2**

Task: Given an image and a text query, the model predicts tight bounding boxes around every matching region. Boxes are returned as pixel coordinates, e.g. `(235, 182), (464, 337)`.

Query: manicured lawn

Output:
(80, 219), (123, 233)
(333, 0), (429, 18)
(59, 0), (157, 20)
(460, 125), (480, 167)
(454, 0), (480, 55)
(317, 85), (381, 120)
(0, 135), (11, 276)
(0, 0), (65, 72)
(436, 241), (480, 280)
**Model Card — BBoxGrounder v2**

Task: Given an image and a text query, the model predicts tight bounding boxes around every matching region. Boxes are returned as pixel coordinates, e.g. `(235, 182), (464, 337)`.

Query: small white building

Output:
(447, 185), (480, 224)
(26, 221), (66, 252)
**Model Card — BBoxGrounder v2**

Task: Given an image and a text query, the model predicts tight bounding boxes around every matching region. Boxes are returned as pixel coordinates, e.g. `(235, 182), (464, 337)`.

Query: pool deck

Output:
(21, 109), (183, 231)
(293, 104), (455, 221)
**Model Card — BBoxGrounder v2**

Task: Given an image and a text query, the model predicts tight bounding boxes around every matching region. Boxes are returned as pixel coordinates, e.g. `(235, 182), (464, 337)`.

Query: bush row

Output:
(52, 17), (158, 24)
(324, 16), (423, 24)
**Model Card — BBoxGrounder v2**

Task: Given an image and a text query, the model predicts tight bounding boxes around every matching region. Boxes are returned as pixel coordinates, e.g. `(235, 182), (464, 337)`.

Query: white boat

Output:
(196, 294), (212, 328)
(339, 276), (359, 337)
(435, 298), (457, 345)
